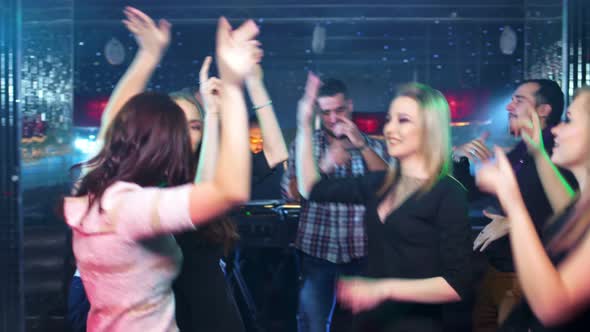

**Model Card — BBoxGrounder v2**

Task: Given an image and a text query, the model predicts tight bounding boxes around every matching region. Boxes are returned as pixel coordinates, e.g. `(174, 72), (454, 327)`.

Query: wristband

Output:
(253, 100), (273, 111)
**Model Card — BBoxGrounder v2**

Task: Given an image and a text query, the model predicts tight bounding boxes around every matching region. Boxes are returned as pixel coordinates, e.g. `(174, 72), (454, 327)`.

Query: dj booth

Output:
(227, 200), (300, 332)
(232, 200), (300, 249)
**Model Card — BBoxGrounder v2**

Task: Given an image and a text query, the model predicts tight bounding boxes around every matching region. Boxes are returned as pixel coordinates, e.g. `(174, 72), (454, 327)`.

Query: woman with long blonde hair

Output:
(295, 75), (471, 332)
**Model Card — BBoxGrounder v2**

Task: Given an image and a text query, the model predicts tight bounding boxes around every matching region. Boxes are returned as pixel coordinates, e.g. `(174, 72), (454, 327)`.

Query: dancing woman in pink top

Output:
(63, 17), (261, 332)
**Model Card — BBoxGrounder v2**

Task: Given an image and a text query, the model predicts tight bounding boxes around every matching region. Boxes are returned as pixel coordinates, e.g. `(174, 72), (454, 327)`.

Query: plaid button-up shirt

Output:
(281, 130), (388, 263)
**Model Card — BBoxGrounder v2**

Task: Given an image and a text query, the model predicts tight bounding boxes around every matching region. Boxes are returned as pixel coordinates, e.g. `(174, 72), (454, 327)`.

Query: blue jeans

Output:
(296, 251), (367, 332)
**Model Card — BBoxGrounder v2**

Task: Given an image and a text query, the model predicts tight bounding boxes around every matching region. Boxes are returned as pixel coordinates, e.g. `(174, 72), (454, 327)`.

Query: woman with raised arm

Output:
(476, 87), (590, 331)
(99, 7), (204, 158)
(296, 75), (471, 332)
(63, 16), (260, 332)
(172, 55), (245, 332)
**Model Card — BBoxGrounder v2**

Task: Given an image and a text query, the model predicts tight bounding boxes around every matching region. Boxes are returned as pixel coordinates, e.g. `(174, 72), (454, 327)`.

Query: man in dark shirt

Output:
(249, 115), (286, 199)
(453, 79), (577, 332)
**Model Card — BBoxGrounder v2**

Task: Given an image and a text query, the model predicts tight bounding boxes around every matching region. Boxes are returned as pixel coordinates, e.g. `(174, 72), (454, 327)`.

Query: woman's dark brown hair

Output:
(72, 92), (195, 209)
(72, 91), (238, 253)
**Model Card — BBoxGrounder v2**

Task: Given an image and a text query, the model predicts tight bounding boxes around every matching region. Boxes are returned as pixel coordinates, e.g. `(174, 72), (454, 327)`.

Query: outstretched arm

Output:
(187, 17), (261, 220)
(98, 7), (171, 142)
(194, 56), (222, 183)
(476, 147), (590, 326)
(295, 72), (322, 199)
(246, 65), (289, 168)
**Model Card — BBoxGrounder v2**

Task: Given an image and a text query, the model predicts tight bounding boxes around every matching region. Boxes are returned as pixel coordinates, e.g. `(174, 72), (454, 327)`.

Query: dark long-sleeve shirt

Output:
(453, 129), (577, 272)
(310, 172), (472, 332)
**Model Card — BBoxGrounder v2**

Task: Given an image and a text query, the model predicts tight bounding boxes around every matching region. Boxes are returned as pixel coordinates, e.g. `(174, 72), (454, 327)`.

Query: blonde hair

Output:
(378, 83), (453, 196)
(169, 87), (205, 119)
(548, 86), (590, 254)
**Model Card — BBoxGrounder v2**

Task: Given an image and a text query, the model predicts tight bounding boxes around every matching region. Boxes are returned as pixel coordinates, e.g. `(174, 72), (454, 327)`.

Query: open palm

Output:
(297, 72), (321, 125)
(123, 6), (171, 58)
(215, 18), (262, 85)
(476, 146), (520, 200)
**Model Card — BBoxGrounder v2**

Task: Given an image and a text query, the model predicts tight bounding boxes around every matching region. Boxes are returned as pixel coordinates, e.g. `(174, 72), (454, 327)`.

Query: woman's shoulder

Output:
(434, 175), (468, 197)
(64, 181), (142, 232)
(362, 170), (390, 189)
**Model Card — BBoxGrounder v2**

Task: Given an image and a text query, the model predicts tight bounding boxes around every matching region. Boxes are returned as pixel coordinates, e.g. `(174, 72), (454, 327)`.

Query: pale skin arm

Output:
(98, 7), (171, 142)
(246, 65), (289, 168)
(335, 116), (388, 171)
(194, 56), (222, 183)
(295, 72), (323, 199)
(187, 18), (261, 222)
(477, 146), (590, 326)
(359, 144), (389, 171)
(501, 191), (590, 326)
(337, 277), (460, 314)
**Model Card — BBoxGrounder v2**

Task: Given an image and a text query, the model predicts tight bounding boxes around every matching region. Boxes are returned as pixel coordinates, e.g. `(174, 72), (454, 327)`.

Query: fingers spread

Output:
(122, 20), (141, 35)
(125, 7), (154, 28)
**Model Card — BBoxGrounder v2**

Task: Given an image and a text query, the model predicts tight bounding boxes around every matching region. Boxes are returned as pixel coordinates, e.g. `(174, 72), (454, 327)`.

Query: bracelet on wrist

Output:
(253, 100), (272, 111)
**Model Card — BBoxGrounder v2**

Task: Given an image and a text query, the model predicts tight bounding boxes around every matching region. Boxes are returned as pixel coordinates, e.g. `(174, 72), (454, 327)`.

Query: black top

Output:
(251, 151), (284, 200)
(173, 152), (281, 332)
(310, 171), (472, 332)
(173, 234), (245, 332)
(453, 131), (577, 272)
(500, 201), (590, 331)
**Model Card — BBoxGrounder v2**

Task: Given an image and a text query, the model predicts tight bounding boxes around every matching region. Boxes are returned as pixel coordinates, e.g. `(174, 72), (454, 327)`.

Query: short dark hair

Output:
(318, 78), (349, 99)
(248, 113), (259, 127)
(521, 79), (564, 127)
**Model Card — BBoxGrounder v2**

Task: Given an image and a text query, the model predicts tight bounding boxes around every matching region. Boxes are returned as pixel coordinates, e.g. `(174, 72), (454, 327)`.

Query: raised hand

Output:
(519, 106), (544, 157)
(297, 72), (322, 126)
(122, 6), (171, 59)
(337, 277), (388, 314)
(475, 146), (519, 199)
(199, 56), (222, 114)
(215, 17), (262, 85)
(473, 210), (510, 252)
(454, 131), (492, 162)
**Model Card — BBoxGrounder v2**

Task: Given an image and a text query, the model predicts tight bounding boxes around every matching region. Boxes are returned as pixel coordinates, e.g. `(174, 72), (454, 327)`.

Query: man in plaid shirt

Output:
(282, 77), (389, 332)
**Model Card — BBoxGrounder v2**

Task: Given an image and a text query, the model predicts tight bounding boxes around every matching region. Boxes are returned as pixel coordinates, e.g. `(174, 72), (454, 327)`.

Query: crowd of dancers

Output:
(62, 6), (590, 332)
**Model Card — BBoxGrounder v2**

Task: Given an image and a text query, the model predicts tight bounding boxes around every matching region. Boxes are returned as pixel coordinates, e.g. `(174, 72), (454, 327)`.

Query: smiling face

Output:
(174, 98), (203, 153)
(383, 96), (424, 160)
(505, 82), (550, 136)
(550, 91), (590, 170)
(317, 93), (353, 137)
